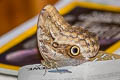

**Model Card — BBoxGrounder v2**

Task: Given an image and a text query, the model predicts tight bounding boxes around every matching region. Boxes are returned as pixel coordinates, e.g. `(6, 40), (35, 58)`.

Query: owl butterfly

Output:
(37, 5), (120, 69)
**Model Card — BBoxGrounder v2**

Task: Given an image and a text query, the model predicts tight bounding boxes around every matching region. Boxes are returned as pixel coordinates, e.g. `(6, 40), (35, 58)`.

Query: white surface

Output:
(18, 60), (120, 80)
(18, 64), (85, 80)
(0, 74), (17, 80)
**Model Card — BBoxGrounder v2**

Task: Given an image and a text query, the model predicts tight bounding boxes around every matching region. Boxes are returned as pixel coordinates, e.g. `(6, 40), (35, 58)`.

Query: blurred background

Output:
(0, 0), (58, 36)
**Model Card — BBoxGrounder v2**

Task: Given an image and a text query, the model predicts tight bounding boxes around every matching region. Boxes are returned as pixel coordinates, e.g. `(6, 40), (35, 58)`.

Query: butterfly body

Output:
(37, 5), (119, 68)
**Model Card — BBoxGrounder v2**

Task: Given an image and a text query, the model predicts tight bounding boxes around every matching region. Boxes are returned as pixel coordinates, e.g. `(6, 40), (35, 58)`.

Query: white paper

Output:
(18, 59), (120, 80)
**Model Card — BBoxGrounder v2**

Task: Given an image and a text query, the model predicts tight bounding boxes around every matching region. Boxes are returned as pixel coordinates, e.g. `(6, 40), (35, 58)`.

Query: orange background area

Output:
(0, 0), (58, 36)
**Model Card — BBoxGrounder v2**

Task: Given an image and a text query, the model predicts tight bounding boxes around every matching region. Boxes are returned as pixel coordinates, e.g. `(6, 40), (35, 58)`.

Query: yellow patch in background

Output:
(0, 63), (19, 71)
(106, 41), (120, 55)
